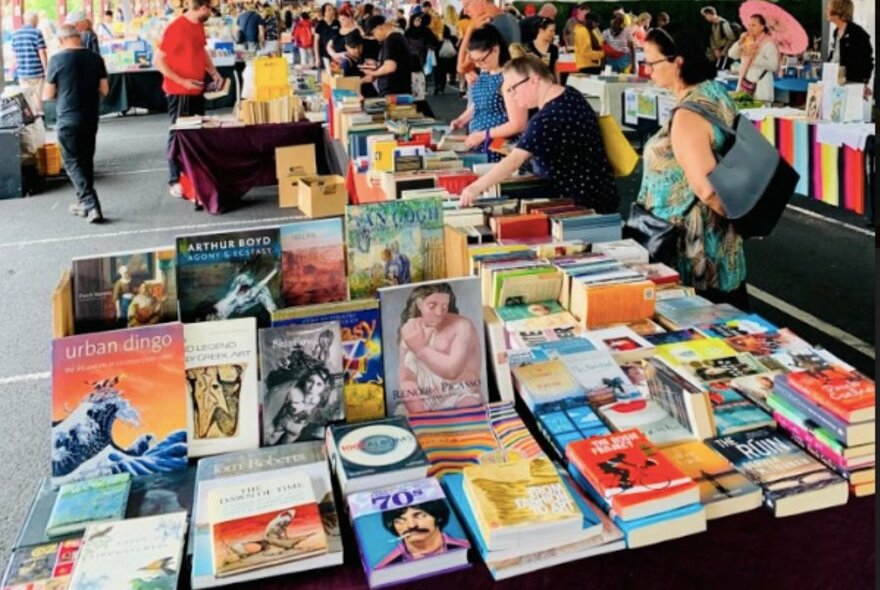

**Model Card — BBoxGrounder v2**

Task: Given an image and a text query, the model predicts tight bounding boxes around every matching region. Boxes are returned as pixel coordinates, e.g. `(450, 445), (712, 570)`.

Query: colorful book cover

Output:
(696, 314), (778, 339)
(512, 359), (584, 412)
(272, 299), (385, 422)
(643, 357), (715, 440)
(657, 302), (744, 329)
(560, 351), (641, 406)
(507, 324), (583, 349)
(258, 321), (345, 445)
(645, 329), (705, 346)
(662, 440), (762, 509)
(537, 403), (611, 458)
(67, 512), (188, 590)
(126, 466), (196, 519)
(494, 300), (565, 323)
(584, 326), (654, 358)
(785, 367), (875, 423)
(208, 472), (327, 577)
(677, 353), (768, 383)
(725, 328), (811, 356)
(599, 399), (695, 446)
(51, 324), (187, 487)
(327, 417), (428, 482)
(176, 228), (282, 327)
(280, 219), (347, 307)
(656, 338), (739, 367)
(345, 199), (445, 299)
(46, 473), (131, 537)
(379, 277), (489, 416)
(705, 382), (775, 436)
(730, 372), (782, 412)
(2, 540), (81, 589)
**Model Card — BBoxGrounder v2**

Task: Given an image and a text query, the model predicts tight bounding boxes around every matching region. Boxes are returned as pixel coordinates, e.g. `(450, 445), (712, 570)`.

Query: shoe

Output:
(193, 201), (204, 211)
(169, 183), (184, 198)
(68, 203), (89, 217)
(87, 207), (104, 223)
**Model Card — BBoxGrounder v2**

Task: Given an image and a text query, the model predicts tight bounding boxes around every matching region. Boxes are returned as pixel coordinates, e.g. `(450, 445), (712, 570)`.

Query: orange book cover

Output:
(574, 280), (656, 329)
(786, 367), (875, 423)
(490, 214), (550, 241)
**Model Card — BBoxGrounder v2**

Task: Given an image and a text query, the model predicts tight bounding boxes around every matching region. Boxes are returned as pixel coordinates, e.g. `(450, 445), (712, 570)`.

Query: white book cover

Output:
(599, 399), (696, 447)
(584, 326), (655, 357)
(591, 239), (649, 265)
(68, 512), (188, 590)
(185, 318), (260, 458)
(561, 351), (641, 404)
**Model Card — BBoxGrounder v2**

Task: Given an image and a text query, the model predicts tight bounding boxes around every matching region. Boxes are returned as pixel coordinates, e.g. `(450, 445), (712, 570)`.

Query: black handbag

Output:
(622, 202), (679, 264)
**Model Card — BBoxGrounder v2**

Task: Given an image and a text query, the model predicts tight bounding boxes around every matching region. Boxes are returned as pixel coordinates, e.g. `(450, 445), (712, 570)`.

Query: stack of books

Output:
(550, 212), (622, 243)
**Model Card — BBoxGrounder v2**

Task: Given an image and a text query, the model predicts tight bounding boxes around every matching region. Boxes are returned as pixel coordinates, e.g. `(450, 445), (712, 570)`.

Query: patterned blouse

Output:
(637, 80), (746, 292)
(469, 71), (508, 163)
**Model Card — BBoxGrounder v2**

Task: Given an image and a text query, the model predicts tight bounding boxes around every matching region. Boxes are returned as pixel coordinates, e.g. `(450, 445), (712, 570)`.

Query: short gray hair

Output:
(56, 24), (80, 40)
(24, 11), (39, 25)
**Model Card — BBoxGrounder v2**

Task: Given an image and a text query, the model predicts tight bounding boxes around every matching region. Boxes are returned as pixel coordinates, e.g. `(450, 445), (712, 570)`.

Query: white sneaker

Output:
(169, 183), (184, 198)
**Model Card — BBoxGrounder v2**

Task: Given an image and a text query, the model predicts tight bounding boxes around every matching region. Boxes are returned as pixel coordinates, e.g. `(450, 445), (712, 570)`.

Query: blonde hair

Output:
(444, 5), (458, 28)
(508, 43), (529, 59)
(637, 12), (651, 26)
(828, 0), (854, 21)
(503, 54), (554, 84)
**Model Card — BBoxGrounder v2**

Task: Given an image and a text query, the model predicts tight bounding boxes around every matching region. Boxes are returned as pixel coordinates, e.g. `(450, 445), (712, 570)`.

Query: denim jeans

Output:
(166, 94), (206, 184)
(56, 120), (100, 211)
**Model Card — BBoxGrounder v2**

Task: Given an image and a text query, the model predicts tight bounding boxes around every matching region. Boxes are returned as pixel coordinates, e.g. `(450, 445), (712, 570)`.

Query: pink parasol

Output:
(739, 0), (809, 55)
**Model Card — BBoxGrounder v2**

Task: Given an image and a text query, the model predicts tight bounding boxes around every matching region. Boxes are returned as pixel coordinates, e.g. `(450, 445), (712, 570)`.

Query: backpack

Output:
(293, 20), (314, 49)
(726, 20), (743, 40)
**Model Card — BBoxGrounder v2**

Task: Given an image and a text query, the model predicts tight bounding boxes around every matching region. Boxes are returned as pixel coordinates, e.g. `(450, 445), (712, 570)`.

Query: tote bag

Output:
(597, 114), (639, 177)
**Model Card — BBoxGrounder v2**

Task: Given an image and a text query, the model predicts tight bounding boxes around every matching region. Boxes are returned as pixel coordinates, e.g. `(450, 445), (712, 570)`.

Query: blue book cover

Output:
(697, 314), (778, 339)
(328, 417), (429, 482)
(706, 383), (775, 435)
(46, 473), (130, 537)
(645, 329), (705, 346)
(495, 300), (565, 323)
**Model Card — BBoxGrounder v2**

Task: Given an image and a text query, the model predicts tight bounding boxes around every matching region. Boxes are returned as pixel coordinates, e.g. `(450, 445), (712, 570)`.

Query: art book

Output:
(705, 382), (775, 436)
(1, 539), (80, 589)
(125, 466), (196, 519)
(46, 473), (131, 537)
(379, 277), (489, 416)
(176, 227), (282, 327)
(346, 199), (445, 299)
(583, 326), (655, 363)
(259, 321), (345, 445)
(184, 318), (260, 458)
(280, 219), (347, 307)
(208, 472), (327, 577)
(561, 351), (642, 407)
(272, 299), (385, 423)
(51, 324), (187, 487)
(348, 478), (470, 589)
(67, 512), (188, 590)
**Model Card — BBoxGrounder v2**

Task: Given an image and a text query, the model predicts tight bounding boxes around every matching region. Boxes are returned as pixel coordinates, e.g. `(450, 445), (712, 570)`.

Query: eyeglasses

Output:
(643, 57), (672, 68)
(469, 47), (495, 65)
(504, 77), (530, 96)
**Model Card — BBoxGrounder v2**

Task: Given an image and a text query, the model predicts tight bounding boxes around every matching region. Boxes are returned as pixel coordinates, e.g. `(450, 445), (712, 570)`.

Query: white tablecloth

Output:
(566, 74), (649, 125)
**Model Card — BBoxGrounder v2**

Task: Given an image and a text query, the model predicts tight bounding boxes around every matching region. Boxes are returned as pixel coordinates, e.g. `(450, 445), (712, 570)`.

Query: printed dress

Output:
(469, 72), (508, 162)
(637, 80), (746, 292)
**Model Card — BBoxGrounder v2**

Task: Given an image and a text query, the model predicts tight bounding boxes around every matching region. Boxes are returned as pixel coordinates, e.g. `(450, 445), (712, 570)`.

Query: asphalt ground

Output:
(0, 93), (874, 569)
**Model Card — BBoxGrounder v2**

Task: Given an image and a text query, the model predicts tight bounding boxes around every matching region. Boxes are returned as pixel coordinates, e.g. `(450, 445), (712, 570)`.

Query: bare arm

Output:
(669, 109), (727, 217)
(409, 321), (474, 380)
(43, 83), (56, 100)
(313, 33), (322, 64)
(99, 78), (109, 97)
(38, 48), (47, 71)
(369, 58), (397, 77)
(489, 86), (528, 139)
(204, 49), (219, 78)
(459, 148), (532, 205)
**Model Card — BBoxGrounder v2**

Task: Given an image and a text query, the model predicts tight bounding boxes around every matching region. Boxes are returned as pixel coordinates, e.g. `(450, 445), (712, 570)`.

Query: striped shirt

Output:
(11, 25), (47, 79)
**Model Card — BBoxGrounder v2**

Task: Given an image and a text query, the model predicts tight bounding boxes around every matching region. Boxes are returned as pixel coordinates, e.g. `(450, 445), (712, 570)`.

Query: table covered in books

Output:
(169, 121), (331, 214)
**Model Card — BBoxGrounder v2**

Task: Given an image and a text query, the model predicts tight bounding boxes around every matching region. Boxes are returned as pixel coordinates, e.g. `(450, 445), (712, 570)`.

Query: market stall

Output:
(567, 74), (651, 126)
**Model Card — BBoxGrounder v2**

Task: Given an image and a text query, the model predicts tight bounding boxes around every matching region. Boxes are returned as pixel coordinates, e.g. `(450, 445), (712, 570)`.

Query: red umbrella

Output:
(739, 0), (809, 55)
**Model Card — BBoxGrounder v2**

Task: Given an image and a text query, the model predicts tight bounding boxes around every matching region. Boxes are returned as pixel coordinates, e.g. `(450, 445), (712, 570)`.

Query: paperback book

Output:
(705, 381), (775, 435)
(725, 328), (811, 356)
(695, 314), (778, 338)
(46, 473), (130, 537)
(561, 351), (642, 407)
(2, 539), (81, 589)
(512, 359), (585, 413)
(280, 219), (348, 307)
(599, 399), (695, 447)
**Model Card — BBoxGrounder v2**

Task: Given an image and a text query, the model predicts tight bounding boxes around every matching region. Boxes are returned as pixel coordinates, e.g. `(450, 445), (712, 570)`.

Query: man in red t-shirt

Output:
(153, 0), (222, 203)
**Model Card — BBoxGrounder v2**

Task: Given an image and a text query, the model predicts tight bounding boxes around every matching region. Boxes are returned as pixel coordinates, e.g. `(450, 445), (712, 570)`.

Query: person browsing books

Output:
(573, 8), (605, 74)
(361, 16), (413, 96)
(338, 30), (366, 77)
(458, 55), (618, 213)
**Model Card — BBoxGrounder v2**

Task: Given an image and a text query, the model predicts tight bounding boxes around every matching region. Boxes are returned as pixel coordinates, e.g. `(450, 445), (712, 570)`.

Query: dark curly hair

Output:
(381, 501), (450, 535)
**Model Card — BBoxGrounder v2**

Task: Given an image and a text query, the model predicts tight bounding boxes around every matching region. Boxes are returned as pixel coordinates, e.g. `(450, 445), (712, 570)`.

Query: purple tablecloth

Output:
(168, 122), (329, 214)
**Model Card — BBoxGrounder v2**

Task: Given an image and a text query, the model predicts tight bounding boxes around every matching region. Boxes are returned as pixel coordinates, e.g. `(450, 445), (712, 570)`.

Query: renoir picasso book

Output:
(51, 324), (187, 488)
(348, 477), (470, 589)
(345, 199), (445, 299)
(46, 473), (130, 537)
(280, 219), (347, 307)
(176, 227), (282, 327)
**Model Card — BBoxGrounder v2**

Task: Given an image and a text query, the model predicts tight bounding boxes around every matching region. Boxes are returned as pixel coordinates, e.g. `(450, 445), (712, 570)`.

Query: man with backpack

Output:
(701, 6), (739, 69)
(237, 3), (262, 51)
(293, 12), (315, 65)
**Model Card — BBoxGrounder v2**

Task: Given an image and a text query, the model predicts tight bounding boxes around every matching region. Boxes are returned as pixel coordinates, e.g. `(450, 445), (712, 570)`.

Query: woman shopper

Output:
(327, 5), (361, 63)
(603, 13), (637, 72)
(574, 12), (604, 74)
(527, 17), (558, 76)
(727, 14), (779, 103)
(458, 55), (618, 213)
(826, 0), (874, 95)
(638, 26), (747, 308)
(449, 25), (528, 162)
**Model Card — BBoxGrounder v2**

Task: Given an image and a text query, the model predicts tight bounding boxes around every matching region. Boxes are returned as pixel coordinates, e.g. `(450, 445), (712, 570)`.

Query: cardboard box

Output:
(328, 75), (363, 92)
(276, 144), (317, 208)
(298, 175), (348, 218)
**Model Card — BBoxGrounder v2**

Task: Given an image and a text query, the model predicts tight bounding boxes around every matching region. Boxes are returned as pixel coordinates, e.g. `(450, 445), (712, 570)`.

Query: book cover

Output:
(512, 359), (584, 412)
(537, 403), (611, 458)
(677, 353), (768, 383)
(2, 540), (81, 589)
(805, 82), (823, 119)
(561, 351), (641, 407)
(643, 357), (716, 440)
(348, 478), (470, 582)
(126, 466), (196, 519)
(379, 277), (489, 416)
(656, 302), (744, 330)
(570, 279), (655, 329)
(507, 325), (584, 350)
(645, 328), (705, 346)
(46, 473), (131, 537)
(656, 338), (739, 366)
(785, 367), (875, 423)
(730, 372), (781, 412)
(208, 472), (327, 577)
(176, 228), (282, 327)
(51, 324), (187, 487)
(706, 382), (775, 435)
(346, 199), (445, 299)
(494, 300), (566, 323)
(280, 219), (347, 307)
(696, 314), (778, 339)
(725, 328), (811, 356)
(272, 299), (385, 422)
(12, 479), (64, 551)
(184, 318), (260, 457)
(259, 322), (345, 445)
(327, 418), (428, 481)
(52, 269), (75, 338)
(584, 326), (655, 360)
(67, 512), (188, 590)
(599, 399), (695, 446)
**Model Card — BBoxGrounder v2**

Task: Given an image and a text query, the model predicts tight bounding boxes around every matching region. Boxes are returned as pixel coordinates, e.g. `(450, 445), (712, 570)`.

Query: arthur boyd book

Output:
(51, 324), (188, 487)
(176, 227), (282, 327)
(280, 219), (347, 307)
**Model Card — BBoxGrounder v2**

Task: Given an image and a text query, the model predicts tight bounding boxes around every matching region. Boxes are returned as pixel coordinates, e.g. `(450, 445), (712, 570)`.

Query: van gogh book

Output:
(348, 477), (470, 588)
(346, 199), (445, 298)
(184, 318), (259, 458)
(379, 277), (489, 416)
(176, 227), (282, 327)
(67, 512), (188, 590)
(326, 418), (429, 495)
(272, 299), (385, 422)
(2, 539), (80, 589)
(46, 473), (130, 537)
(208, 472), (328, 577)
(259, 321), (345, 445)
(280, 219), (347, 307)
(51, 324), (187, 487)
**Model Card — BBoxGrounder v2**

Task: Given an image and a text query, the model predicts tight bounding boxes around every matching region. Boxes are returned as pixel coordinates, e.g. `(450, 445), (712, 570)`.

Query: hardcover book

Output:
(348, 478), (470, 588)
(346, 199), (445, 299)
(125, 466), (196, 519)
(184, 318), (259, 458)
(280, 219), (347, 307)
(259, 321), (345, 445)
(176, 227), (282, 327)
(67, 512), (188, 590)
(272, 299), (385, 422)
(379, 277), (489, 416)
(51, 324), (187, 487)
(46, 473), (131, 537)
(561, 351), (642, 407)
(2, 540), (80, 589)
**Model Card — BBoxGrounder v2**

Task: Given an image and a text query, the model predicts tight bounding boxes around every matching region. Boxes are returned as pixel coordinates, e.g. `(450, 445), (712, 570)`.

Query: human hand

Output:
(450, 117), (465, 131)
(864, 84), (873, 99)
(180, 78), (204, 91)
(459, 185), (480, 207)
(464, 130), (485, 149)
(362, 73), (374, 84)
(464, 70), (478, 85)
(401, 319), (429, 354)
(210, 71), (223, 87)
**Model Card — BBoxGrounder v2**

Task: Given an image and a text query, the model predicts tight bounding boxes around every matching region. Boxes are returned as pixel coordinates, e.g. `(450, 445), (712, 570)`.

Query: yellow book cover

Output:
(662, 440), (762, 511)
(372, 140), (399, 173)
(657, 338), (739, 367)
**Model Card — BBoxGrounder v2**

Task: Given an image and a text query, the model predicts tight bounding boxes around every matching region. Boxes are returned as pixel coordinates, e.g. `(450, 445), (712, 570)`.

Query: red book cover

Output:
(609, 481), (698, 517)
(566, 429), (692, 498)
(786, 367), (875, 423)
(490, 214), (551, 240)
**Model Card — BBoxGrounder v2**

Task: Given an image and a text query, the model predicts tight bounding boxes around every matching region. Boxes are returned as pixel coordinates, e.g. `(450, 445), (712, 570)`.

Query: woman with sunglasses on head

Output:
(449, 25), (528, 162)
(727, 14), (779, 103)
(638, 26), (747, 309)
(458, 55), (617, 213)
(527, 18), (558, 77)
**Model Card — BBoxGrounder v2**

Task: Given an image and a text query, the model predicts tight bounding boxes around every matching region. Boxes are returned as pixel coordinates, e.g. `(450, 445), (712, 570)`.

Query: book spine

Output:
(772, 383), (850, 445)
(785, 378), (858, 423)
(773, 411), (853, 477)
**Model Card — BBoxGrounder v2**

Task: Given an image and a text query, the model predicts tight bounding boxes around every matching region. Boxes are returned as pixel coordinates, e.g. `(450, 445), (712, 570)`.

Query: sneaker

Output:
(87, 207), (104, 223)
(169, 183), (184, 198)
(68, 203), (89, 217)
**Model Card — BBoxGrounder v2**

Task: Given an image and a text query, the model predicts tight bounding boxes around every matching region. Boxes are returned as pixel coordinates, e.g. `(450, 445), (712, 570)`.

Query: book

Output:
(561, 351), (642, 406)
(492, 267), (564, 308)
(272, 299), (385, 422)
(345, 199), (445, 298)
(599, 399), (696, 447)
(176, 227), (282, 327)
(51, 324), (187, 487)
(326, 418), (429, 496)
(677, 353), (768, 383)
(569, 279), (656, 329)
(695, 314), (778, 338)
(643, 357), (716, 440)
(208, 472), (328, 577)
(536, 403), (611, 459)
(708, 427), (849, 517)
(645, 328), (705, 346)
(2, 540), (81, 589)
(583, 326), (655, 363)
(184, 318), (259, 458)
(512, 359), (584, 413)
(784, 367), (875, 423)
(591, 239), (649, 264)
(626, 262), (680, 286)
(730, 372), (782, 412)
(280, 219), (347, 307)
(656, 338), (740, 367)
(379, 277), (489, 416)
(67, 512), (188, 590)
(125, 466), (196, 519)
(507, 324), (584, 350)
(489, 213), (550, 240)
(12, 478), (66, 551)
(46, 473), (130, 537)
(706, 381), (776, 435)
(348, 478), (470, 588)
(725, 328), (811, 356)
(806, 82), (823, 119)
(656, 302), (745, 331)
(494, 300), (566, 323)
(52, 269), (75, 338)
(258, 321), (345, 445)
